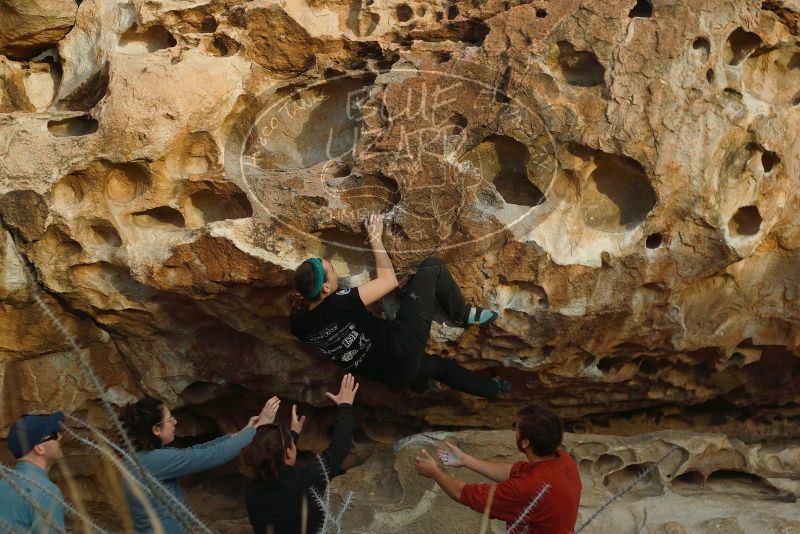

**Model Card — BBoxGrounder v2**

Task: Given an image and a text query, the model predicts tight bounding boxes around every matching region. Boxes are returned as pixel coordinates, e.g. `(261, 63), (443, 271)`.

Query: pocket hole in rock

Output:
(706, 69), (715, 83)
(131, 206), (186, 229)
(556, 41), (606, 87)
(725, 27), (762, 65)
(536, 8), (548, 18)
(646, 232), (663, 249)
(728, 205), (761, 236)
(47, 115), (99, 137)
(629, 0), (653, 18)
(761, 150), (780, 173)
(594, 454), (624, 474)
(706, 470), (789, 500)
(692, 37), (711, 62)
(638, 358), (671, 375)
(105, 164), (151, 203)
(460, 135), (544, 207)
(396, 4), (413, 22)
(186, 189), (253, 225)
(89, 223), (123, 247)
(580, 152), (657, 231)
(672, 470), (705, 493)
(447, 6), (459, 20)
(604, 462), (663, 496)
(208, 34), (240, 57)
(117, 25), (177, 54)
(433, 50), (452, 63)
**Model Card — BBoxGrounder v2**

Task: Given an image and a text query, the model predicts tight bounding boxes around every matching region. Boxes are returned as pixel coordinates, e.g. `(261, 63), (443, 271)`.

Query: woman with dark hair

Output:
(241, 374), (358, 534)
(290, 213), (510, 399)
(121, 395), (281, 533)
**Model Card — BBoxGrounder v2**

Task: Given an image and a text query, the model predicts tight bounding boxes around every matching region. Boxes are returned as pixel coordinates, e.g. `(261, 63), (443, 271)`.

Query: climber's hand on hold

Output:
(365, 212), (384, 245)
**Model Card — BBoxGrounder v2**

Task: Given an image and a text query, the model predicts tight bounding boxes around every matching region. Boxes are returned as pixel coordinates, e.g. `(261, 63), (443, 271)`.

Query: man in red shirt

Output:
(414, 405), (581, 534)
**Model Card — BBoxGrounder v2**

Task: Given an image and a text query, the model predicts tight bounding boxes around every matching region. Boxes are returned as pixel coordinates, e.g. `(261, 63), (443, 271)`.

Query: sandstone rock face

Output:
(330, 429), (800, 533)
(0, 0), (77, 59)
(1, 0), (800, 526)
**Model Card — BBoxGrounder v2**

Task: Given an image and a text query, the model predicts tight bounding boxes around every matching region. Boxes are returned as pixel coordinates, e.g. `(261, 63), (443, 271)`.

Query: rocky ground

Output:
(1, 0), (799, 531)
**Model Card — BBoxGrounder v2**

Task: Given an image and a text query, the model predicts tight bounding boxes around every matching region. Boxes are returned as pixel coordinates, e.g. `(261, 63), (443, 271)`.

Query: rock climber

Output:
(413, 404), (582, 534)
(290, 212), (510, 398)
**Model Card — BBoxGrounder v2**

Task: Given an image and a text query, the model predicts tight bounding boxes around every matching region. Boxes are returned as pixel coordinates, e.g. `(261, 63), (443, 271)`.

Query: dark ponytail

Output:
(122, 397), (166, 451)
(239, 424), (293, 481)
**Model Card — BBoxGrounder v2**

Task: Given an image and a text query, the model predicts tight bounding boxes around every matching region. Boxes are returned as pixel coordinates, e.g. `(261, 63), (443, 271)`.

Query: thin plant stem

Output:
(575, 446), (678, 533)
(478, 484), (496, 534)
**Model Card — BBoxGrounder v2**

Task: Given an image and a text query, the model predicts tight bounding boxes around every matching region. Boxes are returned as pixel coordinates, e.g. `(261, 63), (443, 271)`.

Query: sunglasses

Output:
(156, 416), (177, 426)
(39, 431), (60, 444)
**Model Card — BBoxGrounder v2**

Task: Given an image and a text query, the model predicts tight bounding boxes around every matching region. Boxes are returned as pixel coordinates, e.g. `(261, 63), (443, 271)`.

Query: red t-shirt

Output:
(459, 450), (581, 534)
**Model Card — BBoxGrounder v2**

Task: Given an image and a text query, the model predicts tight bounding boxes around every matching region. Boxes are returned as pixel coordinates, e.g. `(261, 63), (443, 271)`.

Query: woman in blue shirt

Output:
(121, 395), (280, 533)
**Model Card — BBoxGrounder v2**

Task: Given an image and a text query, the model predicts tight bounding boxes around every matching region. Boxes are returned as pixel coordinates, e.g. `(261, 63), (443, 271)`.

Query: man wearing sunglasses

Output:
(0, 412), (67, 533)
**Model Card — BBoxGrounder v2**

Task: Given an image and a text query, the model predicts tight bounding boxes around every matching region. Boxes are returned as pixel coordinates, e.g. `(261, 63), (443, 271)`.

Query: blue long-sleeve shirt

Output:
(124, 426), (256, 533)
(0, 461), (66, 534)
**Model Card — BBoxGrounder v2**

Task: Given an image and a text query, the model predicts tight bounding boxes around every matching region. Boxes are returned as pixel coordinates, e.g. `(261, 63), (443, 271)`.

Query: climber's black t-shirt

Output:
(290, 287), (389, 377)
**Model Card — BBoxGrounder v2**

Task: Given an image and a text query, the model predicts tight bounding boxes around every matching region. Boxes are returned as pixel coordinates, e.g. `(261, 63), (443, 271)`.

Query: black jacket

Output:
(245, 404), (354, 534)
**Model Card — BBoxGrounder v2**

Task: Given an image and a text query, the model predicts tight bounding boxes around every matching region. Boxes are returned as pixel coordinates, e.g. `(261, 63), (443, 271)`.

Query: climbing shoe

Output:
(463, 306), (499, 326)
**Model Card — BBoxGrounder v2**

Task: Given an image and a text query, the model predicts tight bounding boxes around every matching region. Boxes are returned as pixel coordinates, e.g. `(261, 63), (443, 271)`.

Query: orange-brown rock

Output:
(1, 0), (800, 527)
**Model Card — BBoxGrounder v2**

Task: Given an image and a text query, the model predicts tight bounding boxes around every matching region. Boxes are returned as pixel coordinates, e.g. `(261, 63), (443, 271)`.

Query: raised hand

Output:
(437, 441), (467, 467)
(364, 212), (384, 244)
(325, 373), (359, 405)
(254, 396), (281, 427)
(414, 449), (440, 478)
(291, 404), (306, 434)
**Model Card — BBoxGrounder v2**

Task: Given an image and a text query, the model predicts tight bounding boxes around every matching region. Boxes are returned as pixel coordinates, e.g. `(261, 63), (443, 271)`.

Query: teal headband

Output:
(303, 258), (325, 300)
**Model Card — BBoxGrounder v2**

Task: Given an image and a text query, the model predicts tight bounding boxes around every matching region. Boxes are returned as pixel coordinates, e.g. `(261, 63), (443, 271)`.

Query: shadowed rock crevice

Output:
(47, 114), (98, 136)
(603, 462), (664, 496)
(725, 27), (762, 65)
(575, 148), (657, 232)
(400, 19), (490, 46)
(56, 61), (108, 111)
(629, 0), (654, 18)
(117, 25), (177, 54)
(460, 135), (544, 207)
(206, 33), (240, 57)
(555, 41), (606, 87)
(728, 205), (761, 236)
(131, 206), (186, 229)
(184, 187), (254, 227)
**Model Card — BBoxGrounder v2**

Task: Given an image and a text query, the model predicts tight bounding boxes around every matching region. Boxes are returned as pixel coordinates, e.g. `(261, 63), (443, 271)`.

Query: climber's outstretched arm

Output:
(357, 212), (398, 306)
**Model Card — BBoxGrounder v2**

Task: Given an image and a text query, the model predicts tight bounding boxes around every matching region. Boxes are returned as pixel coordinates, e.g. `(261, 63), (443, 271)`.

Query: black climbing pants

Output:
(380, 256), (499, 399)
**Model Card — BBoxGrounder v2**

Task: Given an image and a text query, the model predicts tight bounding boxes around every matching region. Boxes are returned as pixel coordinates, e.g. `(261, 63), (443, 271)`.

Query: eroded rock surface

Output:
(329, 429), (800, 533)
(1, 0), (800, 526)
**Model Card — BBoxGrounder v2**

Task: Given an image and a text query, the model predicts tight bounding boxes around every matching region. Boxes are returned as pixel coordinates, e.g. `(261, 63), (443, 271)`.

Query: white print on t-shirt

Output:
(341, 349), (358, 362)
(341, 330), (358, 348)
(308, 323), (338, 343)
(336, 288), (351, 295)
